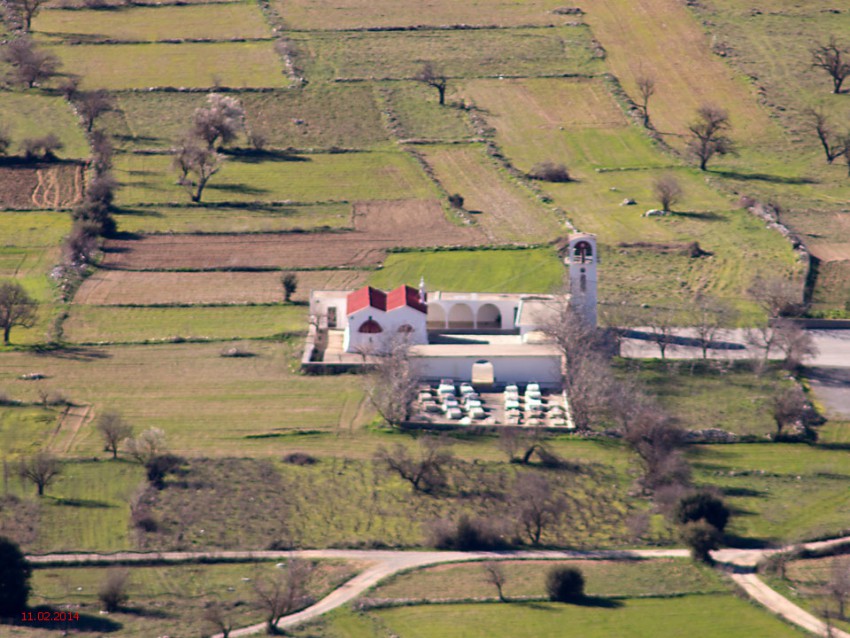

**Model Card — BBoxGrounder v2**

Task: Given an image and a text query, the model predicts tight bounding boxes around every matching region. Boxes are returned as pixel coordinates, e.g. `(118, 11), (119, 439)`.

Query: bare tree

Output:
(826, 559), (850, 620)
(511, 473), (567, 546)
(125, 427), (166, 465)
(3, 39), (60, 88)
(76, 91), (115, 133)
(364, 335), (418, 428)
(203, 601), (234, 637)
(8, 0), (50, 31)
(812, 37), (850, 94)
(482, 562), (507, 602)
(415, 61), (448, 106)
(653, 174), (682, 212)
(96, 411), (133, 460)
(172, 139), (222, 203)
(375, 436), (453, 494)
(0, 125), (11, 156)
(748, 275), (804, 320)
(192, 93), (245, 150)
(636, 74), (656, 127)
(18, 450), (61, 496)
(774, 319), (817, 371)
(771, 385), (813, 439)
(691, 295), (734, 360)
(644, 306), (680, 360)
(253, 559), (313, 634)
(498, 426), (551, 465)
(687, 104), (735, 170)
(97, 569), (130, 612)
(0, 280), (37, 345)
(808, 108), (847, 164)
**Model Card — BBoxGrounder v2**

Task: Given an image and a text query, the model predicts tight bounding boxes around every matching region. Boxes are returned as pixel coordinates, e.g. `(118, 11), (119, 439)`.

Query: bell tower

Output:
(566, 233), (598, 327)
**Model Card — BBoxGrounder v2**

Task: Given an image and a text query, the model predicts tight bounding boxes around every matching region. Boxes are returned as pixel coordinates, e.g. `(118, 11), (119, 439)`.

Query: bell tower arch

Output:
(566, 233), (598, 327)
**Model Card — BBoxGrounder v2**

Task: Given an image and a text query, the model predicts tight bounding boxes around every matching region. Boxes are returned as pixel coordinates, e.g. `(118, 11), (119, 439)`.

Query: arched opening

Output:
(427, 303), (447, 330)
(447, 303), (474, 329)
(358, 319), (383, 334)
(471, 360), (495, 386)
(398, 324), (414, 333)
(476, 303), (502, 329)
(573, 240), (593, 263)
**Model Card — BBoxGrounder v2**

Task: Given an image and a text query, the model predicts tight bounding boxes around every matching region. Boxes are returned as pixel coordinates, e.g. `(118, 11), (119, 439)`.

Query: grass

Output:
(301, 594), (807, 638)
(113, 150), (436, 205)
(0, 93), (90, 159)
(293, 26), (602, 82)
(380, 83), (476, 141)
(417, 144), (563, 242)
(370, 558), (725, 600)
(769, 555), (850, 634)
(113, 202), (352, 234)
(369, 248), (565, 293)
(0, 405), (58, 456)
(34, 3), (272, 42)
(47, 41), (287, 90)
(18, 560), (361, 637)
(277, 0), (580, 30)
(62, 304), (308, 343)
(101, 86), (390, 152)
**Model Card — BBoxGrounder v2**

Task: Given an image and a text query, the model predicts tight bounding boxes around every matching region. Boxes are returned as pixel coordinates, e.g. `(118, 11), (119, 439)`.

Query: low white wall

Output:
(410, 355), (562, 386)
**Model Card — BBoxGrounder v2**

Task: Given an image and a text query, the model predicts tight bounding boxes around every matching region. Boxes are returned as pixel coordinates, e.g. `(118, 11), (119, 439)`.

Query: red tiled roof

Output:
(346, 286), (387, 315)
(386, 285), (427, 314)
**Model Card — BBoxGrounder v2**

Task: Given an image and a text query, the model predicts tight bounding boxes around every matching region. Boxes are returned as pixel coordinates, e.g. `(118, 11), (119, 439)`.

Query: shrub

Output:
(144, 453), (184, 489)
(283, 452), (317, 466)
(675, 492), (730, 532)
(0, 536), (31, 616)
(97, 569), (129, 612)
(528, 161), (571, 183)
(681, 520), (722, 563)
(546, 566), (584, 602)
(20, 134), (63, 161)
(447, 193), (464, 209)
(428, 514), (509, 551)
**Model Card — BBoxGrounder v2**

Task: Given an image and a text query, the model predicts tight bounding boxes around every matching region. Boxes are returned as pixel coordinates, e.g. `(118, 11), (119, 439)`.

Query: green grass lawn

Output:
(47, 41), (287, 90)
(0, 93), (90, 159)
(293, 26), (602, 82)
(369, 248), (565, 293)
(62, 303), (307, 344)
(300, 594), (806, 638)
(113, 150), (436, 205)
(380, 82), (476, 141)
(34, 2), (272, 42)
(0, 405), (58, 456)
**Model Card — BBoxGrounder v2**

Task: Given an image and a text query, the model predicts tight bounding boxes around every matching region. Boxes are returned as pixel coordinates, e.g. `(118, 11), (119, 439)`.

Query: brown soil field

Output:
(807, 242), (850, 263)
(0, 162), (84, 210)
(74, 269), (370, 305)
(101, 199), (484, 270)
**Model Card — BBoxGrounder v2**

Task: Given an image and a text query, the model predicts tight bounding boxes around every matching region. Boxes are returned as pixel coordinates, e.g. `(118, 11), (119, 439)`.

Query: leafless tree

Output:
(97, 569), (130, 612)
(771, 385), (813, 439)
(691, 295), (734, 360)
(76, 91), (115, 133)
(90, 129), (114, 176)
(125, 427), (166, 465)
(808, 108), (847, 164)
(375, 436), (453, 494)
(3, 38), (60, 88)
(774, 320), (817, 370)
(482, 562), (507, 602)
(7, 0), (50, 31)
(598, 297), (635, 357)
(415, 61), (448, 105)
(193, 93), (245, 150)
(203, 600), (234, 637)
(540, 297), (613, 430)
(96, 411), (133, 460)
(253, 559), (313, 634)
(687, 104), (735, 170)
(636, 74), (656, 127)
(0, 280), (37, 345)
(172, 139), (222, 203)
(511, 473), (567, 546)
(644, 306), (680, 360)
(0, 125), (11, 156)
(364, 335), (418, 428)
(497, 426), (551, 465)
(826, 559), (850, 620)
(18, 450), (61, 496)
(748, 275), (804, 320)
(653, 174), (682, 212)
(20, 133), (63, 161)
(812, 37), (850, 94)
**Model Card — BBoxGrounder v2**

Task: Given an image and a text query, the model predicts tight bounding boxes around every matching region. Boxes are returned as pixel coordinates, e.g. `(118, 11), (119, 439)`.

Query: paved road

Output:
(805, 367), (850, 418)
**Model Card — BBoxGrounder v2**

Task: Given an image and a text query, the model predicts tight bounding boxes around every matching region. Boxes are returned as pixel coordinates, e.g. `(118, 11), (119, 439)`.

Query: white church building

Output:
(306, 233), (598, 387)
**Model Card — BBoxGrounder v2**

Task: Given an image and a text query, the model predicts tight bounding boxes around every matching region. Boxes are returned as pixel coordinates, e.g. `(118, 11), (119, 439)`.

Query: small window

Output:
(327, 307), (338, 328)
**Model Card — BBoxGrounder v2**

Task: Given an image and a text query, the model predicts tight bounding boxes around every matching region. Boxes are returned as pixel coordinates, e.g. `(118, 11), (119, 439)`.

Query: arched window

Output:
(573, 241), (593, 263)
(358, 319), (383, 334)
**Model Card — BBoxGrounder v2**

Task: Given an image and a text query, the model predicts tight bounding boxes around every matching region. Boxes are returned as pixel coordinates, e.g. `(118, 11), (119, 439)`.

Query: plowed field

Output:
(0, 162), (84, 210)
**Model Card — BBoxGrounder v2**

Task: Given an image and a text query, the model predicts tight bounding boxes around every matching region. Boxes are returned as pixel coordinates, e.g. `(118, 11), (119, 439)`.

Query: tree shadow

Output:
(113, 206), (164, 219)
(673, 210), (725, 221)
(519, 596), (622, 610)
(119, 605), (173, 619)
(225, 149), (311, 164)
(31, 345), (112, 361)
(206, 183), (271, 196)
(5, 606), (122, 632)
(723, 533), (774, 549)
(721, 486), (768, 498)
(50, 497), (115, 508)
(712, 169), (817, 185)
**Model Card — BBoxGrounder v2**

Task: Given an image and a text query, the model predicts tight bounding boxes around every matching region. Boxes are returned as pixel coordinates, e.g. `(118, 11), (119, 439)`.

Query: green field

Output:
(0, 405), (58, 456)
(300, 594), (806, 638)
(113, 202), (352, 234)
(62, 304), (307, 343)
(380, 83), (476, 141)
(114, 150), (436, 205)
(294, 26), (602, 82)
(369, 248), (565, 293)
(0, 93), (90, 159)
(34, 3), (272, 42)
(48, 41), (287, 90)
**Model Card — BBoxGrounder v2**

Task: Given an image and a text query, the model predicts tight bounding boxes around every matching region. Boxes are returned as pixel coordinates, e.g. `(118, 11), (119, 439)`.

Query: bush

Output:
(546, 566), (584, 602)
(428, 514), (509, 551)
(283, 452), (317, 466)
(97, 569), (129, 612)
(674, 492), (730, 532)
(528, 161), (571, 183)
(144, 453), (184, 489)
(681, 520), (722, 563)
(447, 193), (464, 209)
(0, 536), (31, 616)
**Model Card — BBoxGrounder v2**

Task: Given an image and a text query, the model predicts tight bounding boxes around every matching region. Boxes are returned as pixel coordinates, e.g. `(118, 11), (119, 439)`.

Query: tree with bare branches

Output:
(511, 473), (568, 546)
(482, 562), (507, 602)
(375, 436), (453, 494)
(0, 280), (37, 345)
(3, 38), (59, 88)
(826, 559), (850, 620)
(253, 559), (313, 634)
(653, 174), (682, 212)
(172, 138), (222, 203)
(687, 105), (735, 170)
(808, 108), (847, 164)
(691, 295), (734, 360)
(415, 61), (448, 105)
(748, 275), (804, 320)
(364, 335), (418, 428)
(771, 384), (817, 440)
(18, 451), (61, 496)
(636, 74), (656, 127)
(76, 90), (115, 133)
(203, 601), (235, 637)
(7, 0), (50, 31)
(812, 37), (850, 94)
(96, 411), (133, 460)
(644, 305), (680, 360)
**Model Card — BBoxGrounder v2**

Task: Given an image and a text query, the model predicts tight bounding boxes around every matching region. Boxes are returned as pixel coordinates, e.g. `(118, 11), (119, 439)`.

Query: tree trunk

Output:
(437, 85), (446, 106)
(37, 482), (44, 496)
(3, 324), (10, 344)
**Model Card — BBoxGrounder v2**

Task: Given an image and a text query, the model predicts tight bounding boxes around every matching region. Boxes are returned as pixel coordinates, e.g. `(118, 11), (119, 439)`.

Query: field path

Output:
(48, 404), (92, 454)
(31, 169), (45, 209)
(27, 538), (850, 637)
